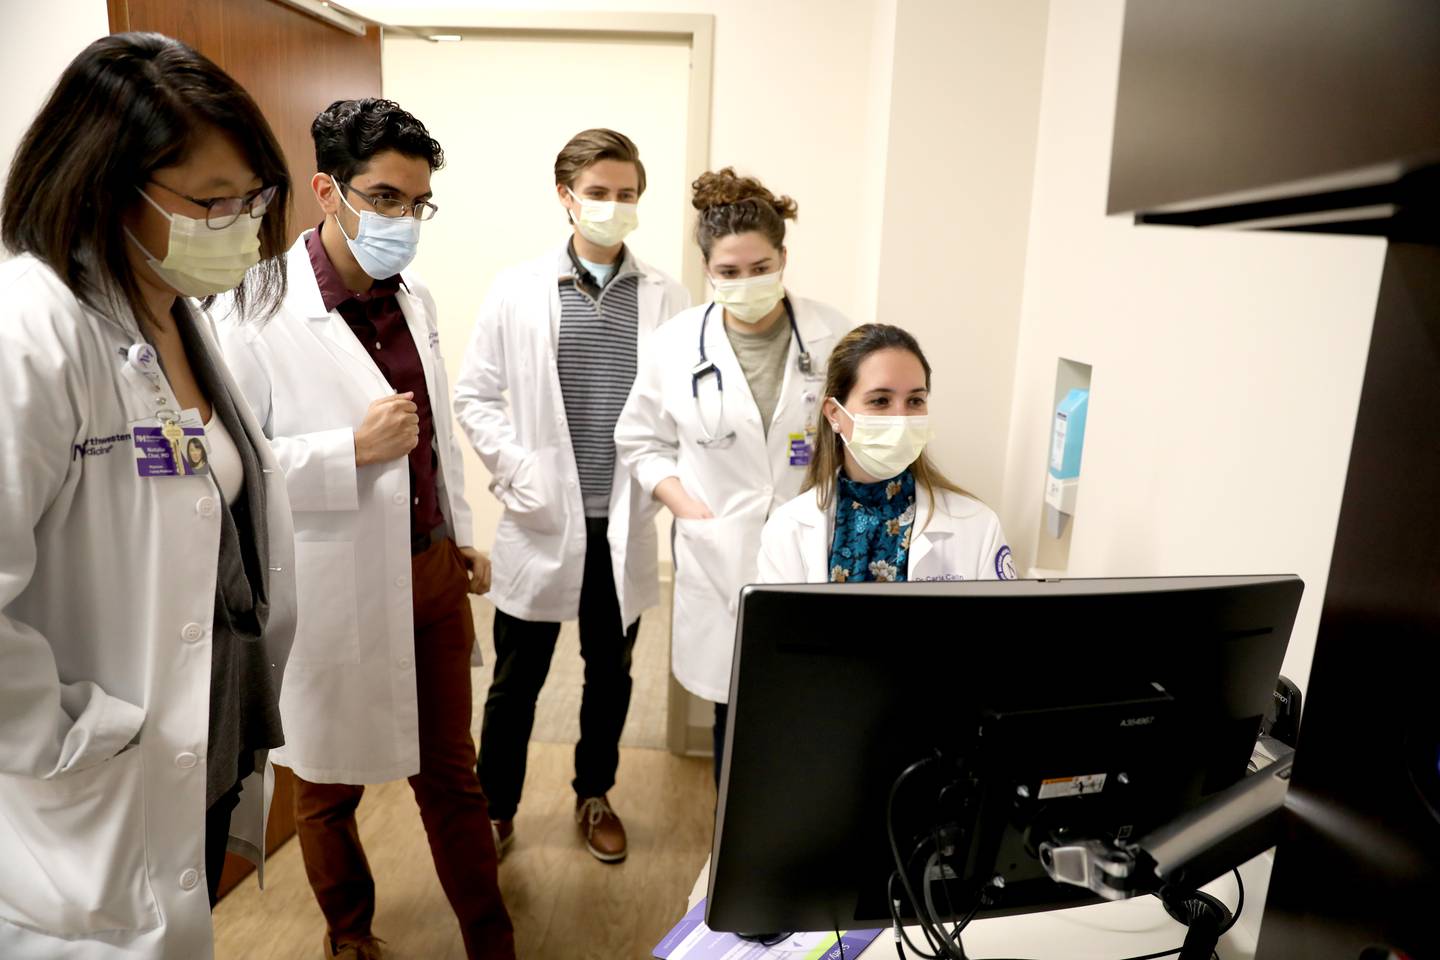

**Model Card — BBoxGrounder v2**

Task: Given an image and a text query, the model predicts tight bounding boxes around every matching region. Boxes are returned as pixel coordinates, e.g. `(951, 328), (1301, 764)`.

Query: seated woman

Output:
(758, 323), (1018, 584)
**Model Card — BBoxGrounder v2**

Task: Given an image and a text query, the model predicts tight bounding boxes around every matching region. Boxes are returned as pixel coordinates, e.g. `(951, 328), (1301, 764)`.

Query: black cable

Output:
(888, 758), (949, 959)
(890, 871), (947, 959)
(1218, 869), (1245, 936)
(836, 921), (846, 960)
(921, 850), (979, 957)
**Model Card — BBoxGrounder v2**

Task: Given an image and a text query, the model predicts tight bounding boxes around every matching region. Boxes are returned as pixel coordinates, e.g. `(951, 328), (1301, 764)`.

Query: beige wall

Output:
(872, 0), (1049, 510)
(999, 0), (1387, 690)
(0, 0), (109, 260)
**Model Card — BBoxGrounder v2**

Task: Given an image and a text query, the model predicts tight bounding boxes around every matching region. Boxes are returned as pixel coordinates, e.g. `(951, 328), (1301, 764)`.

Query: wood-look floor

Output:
(213, 742), (715, 959)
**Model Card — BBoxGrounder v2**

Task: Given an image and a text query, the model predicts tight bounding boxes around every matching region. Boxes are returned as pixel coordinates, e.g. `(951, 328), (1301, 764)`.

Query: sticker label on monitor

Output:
(1038, 773), (1107, 799)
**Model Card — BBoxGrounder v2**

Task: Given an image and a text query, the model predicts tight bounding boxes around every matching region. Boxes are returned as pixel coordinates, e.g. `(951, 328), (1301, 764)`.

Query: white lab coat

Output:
(453, 245), (689, 629)
(757, 483), (1016, 585)
(0, 255), (296, 959)
(216, 233), (473, 785)
(614, 296), (853, 702)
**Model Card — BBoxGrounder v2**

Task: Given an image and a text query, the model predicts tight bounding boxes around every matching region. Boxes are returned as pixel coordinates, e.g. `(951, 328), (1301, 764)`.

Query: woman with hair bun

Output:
(616, 167), (853, 780)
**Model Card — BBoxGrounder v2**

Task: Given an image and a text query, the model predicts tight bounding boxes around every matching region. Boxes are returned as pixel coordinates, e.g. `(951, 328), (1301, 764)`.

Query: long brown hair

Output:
(2, 33), (290, 326)
(804, 324), (972, 525)
(691, 167), (797, 260)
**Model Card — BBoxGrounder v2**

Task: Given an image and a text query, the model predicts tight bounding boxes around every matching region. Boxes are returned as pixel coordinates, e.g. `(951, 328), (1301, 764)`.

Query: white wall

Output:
(1000, 0), (1387, 689)
(872, 0), (1049, 510)
(0, 0), (109, 258)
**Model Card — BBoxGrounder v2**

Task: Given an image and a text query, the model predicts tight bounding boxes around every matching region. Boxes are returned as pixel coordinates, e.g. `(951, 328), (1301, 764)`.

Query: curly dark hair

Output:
(691, 167), (797, 260)
(311, 98), (445, 182)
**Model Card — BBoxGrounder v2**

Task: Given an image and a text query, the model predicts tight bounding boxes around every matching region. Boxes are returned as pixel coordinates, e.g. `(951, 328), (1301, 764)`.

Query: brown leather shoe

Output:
(324, 934), (386, 960)
(492, 818), (515, 860)
(576, 795), (627, 862)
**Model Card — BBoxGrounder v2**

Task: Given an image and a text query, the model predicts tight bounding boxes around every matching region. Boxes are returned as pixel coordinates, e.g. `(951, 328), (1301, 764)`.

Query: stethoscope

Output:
(691, 296), (814, 446)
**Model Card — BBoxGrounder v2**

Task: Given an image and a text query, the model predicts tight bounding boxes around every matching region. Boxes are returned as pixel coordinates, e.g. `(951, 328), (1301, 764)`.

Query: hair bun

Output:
(691, 167), (798, 220)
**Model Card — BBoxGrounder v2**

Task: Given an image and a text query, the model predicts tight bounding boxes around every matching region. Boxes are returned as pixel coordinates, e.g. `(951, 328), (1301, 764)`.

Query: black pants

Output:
(477, 517), (639, 819)
(205, 780), (243, 908)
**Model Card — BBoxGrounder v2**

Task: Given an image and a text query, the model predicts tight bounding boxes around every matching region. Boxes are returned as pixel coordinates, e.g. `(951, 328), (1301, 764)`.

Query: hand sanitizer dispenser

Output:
(1045, 388), (1088, 537)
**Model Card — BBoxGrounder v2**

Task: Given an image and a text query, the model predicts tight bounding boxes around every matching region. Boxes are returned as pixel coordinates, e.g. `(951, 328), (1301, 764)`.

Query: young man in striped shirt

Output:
(455, 129), (688, 863)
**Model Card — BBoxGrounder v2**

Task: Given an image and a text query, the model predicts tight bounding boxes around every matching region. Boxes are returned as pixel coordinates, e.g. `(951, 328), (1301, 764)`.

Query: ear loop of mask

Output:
(331, 176), (362, 242)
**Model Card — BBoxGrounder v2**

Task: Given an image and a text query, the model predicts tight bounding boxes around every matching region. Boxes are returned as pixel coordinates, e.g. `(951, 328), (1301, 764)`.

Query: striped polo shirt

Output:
(556, 243), (642, 517)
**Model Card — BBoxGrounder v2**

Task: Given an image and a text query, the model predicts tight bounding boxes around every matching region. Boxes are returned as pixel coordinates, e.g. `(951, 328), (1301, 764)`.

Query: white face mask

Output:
(833, 400), (933, 481)
(334, 176), (422, 280)
(568, 189), (639, 248)
(127, 187), (263, 298)
(711, 271), (785, 324)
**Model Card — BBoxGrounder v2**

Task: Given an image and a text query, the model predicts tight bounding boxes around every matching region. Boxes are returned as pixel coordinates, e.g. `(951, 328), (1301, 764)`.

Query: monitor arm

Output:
(1040, 740), (1294, 901)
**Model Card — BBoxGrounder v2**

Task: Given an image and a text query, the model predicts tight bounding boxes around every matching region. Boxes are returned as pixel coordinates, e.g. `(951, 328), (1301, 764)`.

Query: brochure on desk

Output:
(654, 900), (883, 960)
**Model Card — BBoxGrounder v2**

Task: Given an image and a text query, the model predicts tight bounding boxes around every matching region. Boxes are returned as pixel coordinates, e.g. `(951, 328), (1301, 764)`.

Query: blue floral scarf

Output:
(828, 470), (918, 583)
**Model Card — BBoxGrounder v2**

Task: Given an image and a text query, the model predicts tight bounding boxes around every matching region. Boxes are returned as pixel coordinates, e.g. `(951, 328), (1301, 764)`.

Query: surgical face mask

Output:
(334, 176), (422, 279)
(711, 271), (785, 324)
(833, 400), (933, 481)
(127, 187), (263, 298)
(567, 189), (639, 248)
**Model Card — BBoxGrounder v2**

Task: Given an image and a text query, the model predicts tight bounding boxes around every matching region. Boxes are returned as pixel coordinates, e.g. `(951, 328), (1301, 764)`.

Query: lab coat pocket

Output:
(502, 447), (563, 534)
(0, 744), (160, 936)
(674, 515), (759, 618)
(290, 540), (361, 664)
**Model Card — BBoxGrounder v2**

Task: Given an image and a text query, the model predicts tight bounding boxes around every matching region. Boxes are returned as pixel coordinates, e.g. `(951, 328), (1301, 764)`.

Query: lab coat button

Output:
(179, 868), (200, 891)
(196, 497), (216, 517)
(181, 622), (204, 643)
(397, 656), (412, 669)
(392, 492), (407, 506)
(395, 576), (409, 588)
(175, 752), (198, 769)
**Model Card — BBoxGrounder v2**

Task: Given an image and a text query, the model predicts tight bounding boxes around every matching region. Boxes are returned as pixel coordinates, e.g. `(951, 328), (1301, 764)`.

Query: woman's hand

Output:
(655, 477), (714, 520)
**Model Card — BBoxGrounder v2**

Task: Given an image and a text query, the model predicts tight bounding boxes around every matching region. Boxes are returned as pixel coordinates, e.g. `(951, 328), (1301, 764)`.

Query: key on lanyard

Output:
(161, 418), (185, 474)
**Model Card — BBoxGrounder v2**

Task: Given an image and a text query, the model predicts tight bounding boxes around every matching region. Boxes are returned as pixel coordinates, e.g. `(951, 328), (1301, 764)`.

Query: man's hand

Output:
(355, 393), (419, 466)
(458, 546), (491, 596)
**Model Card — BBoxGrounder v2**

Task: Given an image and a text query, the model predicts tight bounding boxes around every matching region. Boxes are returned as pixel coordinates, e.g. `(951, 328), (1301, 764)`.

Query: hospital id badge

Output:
(133, 408), (211, 478)
(788, 429), (815, 467)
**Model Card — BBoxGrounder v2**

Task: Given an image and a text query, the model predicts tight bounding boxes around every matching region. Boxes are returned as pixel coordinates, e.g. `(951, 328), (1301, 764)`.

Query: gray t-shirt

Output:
(725, 316), (791, 436)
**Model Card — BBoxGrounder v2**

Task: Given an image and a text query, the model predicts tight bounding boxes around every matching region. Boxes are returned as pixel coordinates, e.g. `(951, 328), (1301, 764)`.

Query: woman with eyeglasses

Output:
(0, 33), (297, 959)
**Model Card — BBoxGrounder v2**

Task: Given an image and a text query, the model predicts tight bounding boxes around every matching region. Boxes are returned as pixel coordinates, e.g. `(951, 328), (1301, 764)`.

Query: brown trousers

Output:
(292, 538), (514, 959)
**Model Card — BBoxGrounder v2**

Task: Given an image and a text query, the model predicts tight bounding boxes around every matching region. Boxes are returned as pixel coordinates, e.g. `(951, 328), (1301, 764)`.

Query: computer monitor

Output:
(705, 575), (1303, 935)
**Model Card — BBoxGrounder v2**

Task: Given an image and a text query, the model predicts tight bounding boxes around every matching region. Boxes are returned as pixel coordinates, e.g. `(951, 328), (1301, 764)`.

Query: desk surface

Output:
(686, 853), (1271, 960)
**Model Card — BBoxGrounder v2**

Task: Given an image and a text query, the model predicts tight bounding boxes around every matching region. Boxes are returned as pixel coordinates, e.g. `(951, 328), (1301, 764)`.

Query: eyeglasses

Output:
(337, 181), (438, 221)
(147, 180), (278, 230)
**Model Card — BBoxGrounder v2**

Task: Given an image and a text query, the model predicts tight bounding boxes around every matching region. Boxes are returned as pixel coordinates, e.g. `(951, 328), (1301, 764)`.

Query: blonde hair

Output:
(804, 324), (973, 527)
